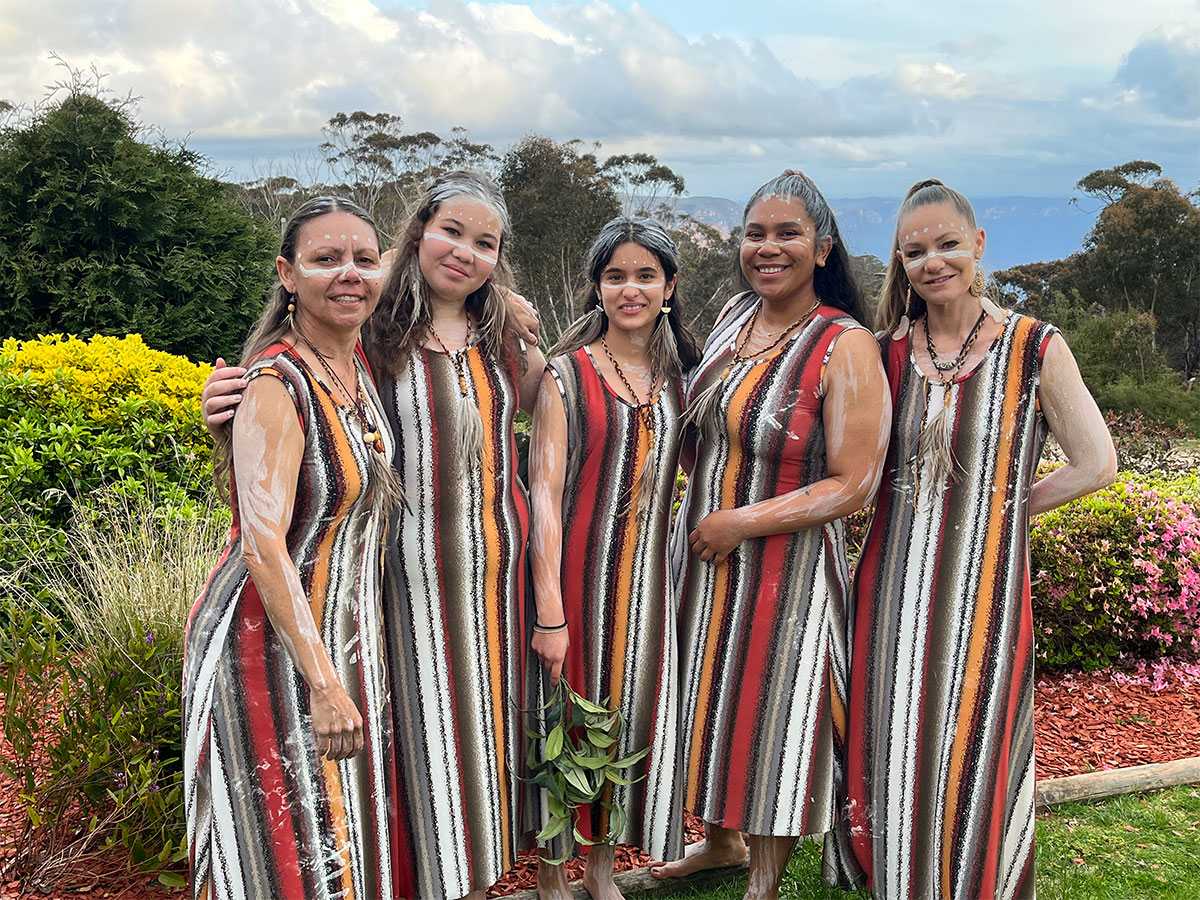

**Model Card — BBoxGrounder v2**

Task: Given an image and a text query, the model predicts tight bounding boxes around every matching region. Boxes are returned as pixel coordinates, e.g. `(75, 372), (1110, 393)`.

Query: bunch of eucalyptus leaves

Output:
(524, 677), (651, 864)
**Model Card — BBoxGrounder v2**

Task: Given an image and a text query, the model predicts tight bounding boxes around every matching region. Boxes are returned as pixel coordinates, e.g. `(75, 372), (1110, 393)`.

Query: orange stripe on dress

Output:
(939, 316), (1032, 898)
(466, 345), (512, 863)
(608, 422), (650, 713)
(323, 757), (355, 900)
(684, 363), (765, 809)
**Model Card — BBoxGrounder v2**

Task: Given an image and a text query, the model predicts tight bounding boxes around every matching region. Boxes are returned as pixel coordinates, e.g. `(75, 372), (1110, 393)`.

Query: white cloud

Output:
(896, 62), (979, 99)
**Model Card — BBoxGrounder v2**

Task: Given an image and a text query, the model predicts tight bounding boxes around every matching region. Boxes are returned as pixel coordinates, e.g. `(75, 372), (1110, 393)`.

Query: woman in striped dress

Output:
(184, 198), (404, 899)
(652, 171), (891, 898)
(364, 171), (546, 900)
(832, 179), (1116, 899)
(528, 218), (701, 899)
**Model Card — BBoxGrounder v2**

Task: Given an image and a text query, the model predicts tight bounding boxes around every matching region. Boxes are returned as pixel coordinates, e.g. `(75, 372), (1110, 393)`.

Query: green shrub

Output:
(0, 334), (213, 620)
(1031, 473), (1200, 671)
(0, 488), (228, 889)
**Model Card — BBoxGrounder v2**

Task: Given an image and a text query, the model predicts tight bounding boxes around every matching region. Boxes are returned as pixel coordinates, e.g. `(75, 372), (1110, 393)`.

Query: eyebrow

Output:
(439, 216), (499, 243)
(902, 230), (964, 246)
(745, 220), (804, 230)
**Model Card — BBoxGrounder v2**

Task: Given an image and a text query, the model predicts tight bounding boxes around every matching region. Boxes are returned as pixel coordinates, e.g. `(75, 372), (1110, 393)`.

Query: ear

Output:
(815, 235), (833, 267)
(664, 276), (677, 301)
(975, 227), (986, 259)
(277, 256), (296, 294)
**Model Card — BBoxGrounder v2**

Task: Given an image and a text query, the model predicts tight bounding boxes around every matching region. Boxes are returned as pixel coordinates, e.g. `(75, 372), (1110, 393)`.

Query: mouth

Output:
(755, 265), (788, 275)
(924, 273), (955, 286)
(329, 294), (365, 305)
(442, 263), (470, 278)
(617, 302), (647, 314)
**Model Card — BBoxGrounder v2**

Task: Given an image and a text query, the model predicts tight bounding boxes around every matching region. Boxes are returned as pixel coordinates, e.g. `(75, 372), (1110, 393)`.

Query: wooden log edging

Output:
(1034, 755), (1200, 811)
(501, 759), (1200, 899)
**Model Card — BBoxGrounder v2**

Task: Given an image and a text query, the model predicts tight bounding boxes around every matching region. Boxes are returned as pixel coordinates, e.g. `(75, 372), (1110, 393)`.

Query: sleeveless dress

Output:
(183, 345), (397, 900)
(525, 346), (686, 862)
(672, 294), (862, 837)
(835, 313), (1055, 900)
(380, 342), (530, 899)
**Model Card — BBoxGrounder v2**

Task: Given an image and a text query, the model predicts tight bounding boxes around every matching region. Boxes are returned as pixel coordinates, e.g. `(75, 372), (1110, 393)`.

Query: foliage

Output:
(0, 334), (213, 618)
(599, 152), (686, 220)
(996, 161), (1200, 386)
(1031, 473), (1200, 671)
(0, 489), (229, 889)
(0, 77), (276, 361)
(1035, 787), (1200, 900)
(670, 217), (740, 339)
(523, 677), (650, 864)
(316, 111), (496, 239)
(499, 135), (621, 342)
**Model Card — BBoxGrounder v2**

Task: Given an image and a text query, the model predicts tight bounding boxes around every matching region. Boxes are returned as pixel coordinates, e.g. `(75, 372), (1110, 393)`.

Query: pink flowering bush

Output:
(1031, 473), (1200, 671)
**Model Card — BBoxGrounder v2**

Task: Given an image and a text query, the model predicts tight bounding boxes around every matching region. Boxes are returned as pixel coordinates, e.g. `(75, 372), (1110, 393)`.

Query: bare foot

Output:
(537, 854), (573, 900)
(649, 824), (748, 878)
(582, 845), (625, 900)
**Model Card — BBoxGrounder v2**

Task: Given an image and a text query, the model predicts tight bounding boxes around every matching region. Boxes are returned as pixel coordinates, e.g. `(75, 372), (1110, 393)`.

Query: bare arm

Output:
(1031, 333), (1117, 516)
(516, 341), (548, 415)
(528, 370), (569, 684)
(232, 376), (363, 759)
(689, 328), (891, 564)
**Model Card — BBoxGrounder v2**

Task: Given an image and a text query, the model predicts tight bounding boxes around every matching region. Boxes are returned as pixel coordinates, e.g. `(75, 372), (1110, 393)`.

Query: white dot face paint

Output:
(422, 231), (498, 266)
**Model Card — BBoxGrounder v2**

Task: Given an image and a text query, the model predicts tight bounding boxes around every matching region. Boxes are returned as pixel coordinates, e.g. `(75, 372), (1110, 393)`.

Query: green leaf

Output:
(158, 872), (187, 888)
(535, 814), (570, 841)
(610, 746), (651, 769)
(545, 725), (564, 761)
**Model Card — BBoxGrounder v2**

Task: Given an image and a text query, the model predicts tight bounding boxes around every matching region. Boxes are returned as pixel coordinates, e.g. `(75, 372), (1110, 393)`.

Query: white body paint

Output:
(298, 261), (385, 280)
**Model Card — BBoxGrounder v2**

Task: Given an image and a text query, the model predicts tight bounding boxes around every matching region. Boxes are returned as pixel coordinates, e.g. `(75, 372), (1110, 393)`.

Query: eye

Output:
(357, 255), (380, 267)
(476, 239), (496, 252)
(443, 225), (460, 237)
(941, 239), (959, 250)
(905, 249), (924, 259)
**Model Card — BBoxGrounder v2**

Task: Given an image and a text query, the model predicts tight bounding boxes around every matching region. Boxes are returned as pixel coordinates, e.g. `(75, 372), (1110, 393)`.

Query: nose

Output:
(756, 239), (782, 257)
(336, 262), (364, 282)
(450, 242), (473, 263)
(621, 282), (641, 299)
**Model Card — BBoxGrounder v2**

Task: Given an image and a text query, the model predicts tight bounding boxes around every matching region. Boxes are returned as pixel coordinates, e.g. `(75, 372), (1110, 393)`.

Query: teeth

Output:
(758, 266), (785, 273)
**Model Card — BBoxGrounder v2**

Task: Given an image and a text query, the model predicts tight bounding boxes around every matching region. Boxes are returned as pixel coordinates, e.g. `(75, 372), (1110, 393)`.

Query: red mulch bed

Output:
(3, 666), (1198, 899)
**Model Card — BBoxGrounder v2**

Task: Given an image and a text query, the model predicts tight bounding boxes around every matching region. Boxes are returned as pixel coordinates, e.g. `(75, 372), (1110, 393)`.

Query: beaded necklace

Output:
(716, 297), (820, 383)
(293, 332), (384, 453)
(427, 322), (472, 400)
(924, 308), (988, 381)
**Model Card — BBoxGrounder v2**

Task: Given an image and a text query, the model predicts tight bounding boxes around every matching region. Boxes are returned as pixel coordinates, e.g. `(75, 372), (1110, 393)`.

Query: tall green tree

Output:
(600, 152), (686, 221)
(498, 135), (620, 341)
(0, 88), (275, 361)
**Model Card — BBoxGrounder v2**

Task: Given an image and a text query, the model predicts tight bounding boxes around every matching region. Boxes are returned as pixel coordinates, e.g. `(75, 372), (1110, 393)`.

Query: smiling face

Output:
(740, 195), (832, 305)
(596, 241), (676, 336)
(278, 210), (383, 336)
(417, 196), (503, 305)
(897, 202), (985, 308)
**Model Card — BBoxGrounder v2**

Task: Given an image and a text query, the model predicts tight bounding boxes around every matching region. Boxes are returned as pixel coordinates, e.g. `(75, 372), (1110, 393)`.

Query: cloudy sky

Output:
(3, 0), (1197, 201)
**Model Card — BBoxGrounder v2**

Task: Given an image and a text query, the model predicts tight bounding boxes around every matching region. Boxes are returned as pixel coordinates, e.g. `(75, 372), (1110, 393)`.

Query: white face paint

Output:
(422, 231), (498, 266)
(599, 280), (665, 292)
(297, 260), (386, 280)
(740, 236), (812, 250)
(902, 247), (975, 271)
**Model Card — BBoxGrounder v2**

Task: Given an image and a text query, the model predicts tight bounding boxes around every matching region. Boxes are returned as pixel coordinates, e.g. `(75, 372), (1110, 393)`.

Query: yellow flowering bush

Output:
(1, 334), (215, 612)
(2, 333), (212, 456)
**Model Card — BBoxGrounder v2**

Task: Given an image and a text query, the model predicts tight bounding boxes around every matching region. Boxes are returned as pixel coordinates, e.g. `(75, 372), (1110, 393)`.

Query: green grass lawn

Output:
(630, 786), (1200, 900)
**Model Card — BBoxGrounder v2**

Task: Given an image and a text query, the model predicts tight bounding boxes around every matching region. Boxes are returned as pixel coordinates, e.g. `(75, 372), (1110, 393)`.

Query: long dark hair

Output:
(552, 216), (701, 378)
(738, 170), (867, 325)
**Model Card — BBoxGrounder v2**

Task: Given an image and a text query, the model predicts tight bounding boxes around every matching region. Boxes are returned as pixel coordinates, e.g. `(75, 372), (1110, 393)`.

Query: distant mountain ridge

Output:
(673, 195), (1099, 272)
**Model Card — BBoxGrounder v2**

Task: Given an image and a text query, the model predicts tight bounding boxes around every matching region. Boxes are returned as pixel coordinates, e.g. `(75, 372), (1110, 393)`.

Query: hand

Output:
(531, 627), (569, 686)
(689, 509), (748, 565)
(202, 358), (248, 432)
(309, 681), (364, 761)
(504, 289), (541, 347)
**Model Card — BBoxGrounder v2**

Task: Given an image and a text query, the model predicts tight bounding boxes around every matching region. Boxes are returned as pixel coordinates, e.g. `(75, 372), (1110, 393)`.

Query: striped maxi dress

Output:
(835, 313), (1055, 900)
(525, 346), (686, 862)
(183, 346), (398, 900)
(380, 341), (530, 899)
(672, 293), (862, 837)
